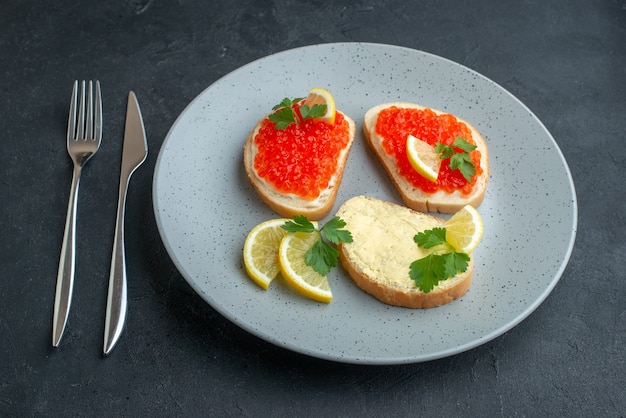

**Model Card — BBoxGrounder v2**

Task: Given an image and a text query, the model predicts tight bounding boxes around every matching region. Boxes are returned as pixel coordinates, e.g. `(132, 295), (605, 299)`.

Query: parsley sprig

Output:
(282, 215), (353, 276)
(268, 97), (327, 130)
(409, 227), (470, 293)
(434, 137), (477, 182)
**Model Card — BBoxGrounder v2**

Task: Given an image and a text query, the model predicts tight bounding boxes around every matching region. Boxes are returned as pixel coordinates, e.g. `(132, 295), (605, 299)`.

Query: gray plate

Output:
(152, 43), (577, 364)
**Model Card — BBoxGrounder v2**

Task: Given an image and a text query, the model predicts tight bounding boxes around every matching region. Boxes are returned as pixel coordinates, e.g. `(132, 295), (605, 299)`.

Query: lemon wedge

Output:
(444, 205), (484, 254)
(278, 231), (333, 303)
(406, 134), (441, 182)
(243, 218), (291, 289)
(303, 87), (336, 125)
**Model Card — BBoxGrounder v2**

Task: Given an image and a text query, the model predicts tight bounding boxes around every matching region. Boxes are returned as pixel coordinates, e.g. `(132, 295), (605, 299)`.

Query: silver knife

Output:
(103, 91), (147, 355)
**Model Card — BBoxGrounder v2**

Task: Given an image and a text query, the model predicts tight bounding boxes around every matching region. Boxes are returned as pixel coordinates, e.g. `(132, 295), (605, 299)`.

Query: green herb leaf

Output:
(305, 239), (338, 276)
(409, 254), (447, 293)
(434, 142), (455, 159)
(441, 251), (470, 278)
(267, 108), (294, 130)
(272, 97), (302, 111)
(282, 215), (316, 233)
(409, 226), (470, 292)
(269, 96), (328, 130)
(300, 104), (327, 120)
(434, 137), (477, 182)
(283, 215), (352, 276)
(452, 137), (477, 153)
(449, 152), (476, 182)
(320, 216), (353, 245)
(414, 227), (447, 249)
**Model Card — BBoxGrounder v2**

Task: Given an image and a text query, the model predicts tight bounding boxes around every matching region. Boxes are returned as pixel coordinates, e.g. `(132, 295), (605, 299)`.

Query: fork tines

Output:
(68, 80), (102, 142)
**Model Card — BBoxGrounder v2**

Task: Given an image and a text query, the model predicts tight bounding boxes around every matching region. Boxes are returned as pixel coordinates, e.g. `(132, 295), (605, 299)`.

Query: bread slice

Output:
(337, 196), (474, 308)
(244, 110), (356, 220)
(363, 102), (489, 213)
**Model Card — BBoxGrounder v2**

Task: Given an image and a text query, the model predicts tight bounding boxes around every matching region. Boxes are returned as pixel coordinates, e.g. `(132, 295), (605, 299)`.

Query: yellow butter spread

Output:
(337, 196), (443, 288)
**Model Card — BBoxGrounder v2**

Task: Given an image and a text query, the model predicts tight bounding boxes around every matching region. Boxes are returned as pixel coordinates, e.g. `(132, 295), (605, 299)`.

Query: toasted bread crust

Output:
(363, 103), (489, 213)
(339, 248), (473, 308)
(336, 196), (474, 308)
(244, 111), (356, 220)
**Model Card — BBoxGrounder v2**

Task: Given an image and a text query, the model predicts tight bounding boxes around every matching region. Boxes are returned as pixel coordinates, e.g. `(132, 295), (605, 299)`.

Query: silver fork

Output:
(52, 80), (102, 347)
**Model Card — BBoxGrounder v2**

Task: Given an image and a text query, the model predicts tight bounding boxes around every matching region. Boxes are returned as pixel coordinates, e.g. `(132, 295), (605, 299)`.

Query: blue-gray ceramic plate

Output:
(153, 43), (577, 364)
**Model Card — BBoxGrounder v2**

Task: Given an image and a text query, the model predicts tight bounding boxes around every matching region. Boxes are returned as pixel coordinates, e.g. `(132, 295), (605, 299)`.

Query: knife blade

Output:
(103, 91), (147, 355)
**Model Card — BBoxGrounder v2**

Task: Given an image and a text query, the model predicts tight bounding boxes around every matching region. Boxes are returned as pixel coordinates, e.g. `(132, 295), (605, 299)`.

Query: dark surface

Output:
(1, 0), (624, 416)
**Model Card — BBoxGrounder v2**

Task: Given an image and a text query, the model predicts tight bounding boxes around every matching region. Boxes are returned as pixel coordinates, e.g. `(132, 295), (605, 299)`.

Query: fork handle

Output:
(52, 164), (82, 347)
(103, 173), (131, 355)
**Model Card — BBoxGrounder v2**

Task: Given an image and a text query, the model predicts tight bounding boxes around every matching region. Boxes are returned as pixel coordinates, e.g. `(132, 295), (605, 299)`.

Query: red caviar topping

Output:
(376, 107), (482, 194)
(253, 106), (350, 200)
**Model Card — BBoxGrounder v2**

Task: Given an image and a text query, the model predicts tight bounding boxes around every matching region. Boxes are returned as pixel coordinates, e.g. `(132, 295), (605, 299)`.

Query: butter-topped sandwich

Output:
(336, 196), (483, 308)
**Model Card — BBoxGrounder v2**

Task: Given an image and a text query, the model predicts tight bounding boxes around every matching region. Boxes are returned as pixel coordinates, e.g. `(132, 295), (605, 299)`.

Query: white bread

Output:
(363, 102), (489, 213)
(337, 196), (474, 308)
(244, 111), (356, 220)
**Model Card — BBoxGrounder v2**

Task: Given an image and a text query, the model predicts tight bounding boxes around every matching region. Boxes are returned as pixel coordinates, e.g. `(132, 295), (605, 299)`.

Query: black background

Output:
(2, 1), (625, 416)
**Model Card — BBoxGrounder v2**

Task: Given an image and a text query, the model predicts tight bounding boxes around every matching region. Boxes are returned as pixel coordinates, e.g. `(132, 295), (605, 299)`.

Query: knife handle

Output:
(103, 174), (131, 355)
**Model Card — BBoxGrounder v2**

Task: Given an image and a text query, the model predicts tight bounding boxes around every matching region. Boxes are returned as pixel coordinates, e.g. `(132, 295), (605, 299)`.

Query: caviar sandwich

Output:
(363, 102), (489, 213)
(244, 88), (356, 220)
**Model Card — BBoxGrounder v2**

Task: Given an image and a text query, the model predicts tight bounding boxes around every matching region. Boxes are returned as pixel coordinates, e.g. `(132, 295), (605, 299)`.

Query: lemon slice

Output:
(406, 134), (441, 182)
(278, 231), (333, 303)
(444, 205), (484, 254)
(303, 87), (336, 125)
(243, 218), (291, 289)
